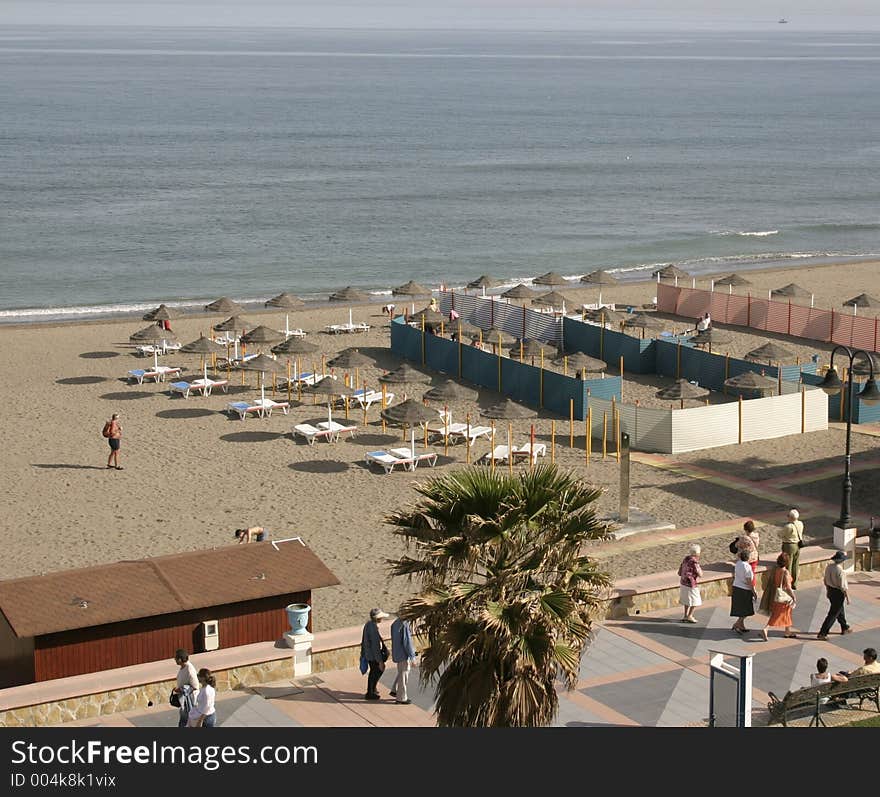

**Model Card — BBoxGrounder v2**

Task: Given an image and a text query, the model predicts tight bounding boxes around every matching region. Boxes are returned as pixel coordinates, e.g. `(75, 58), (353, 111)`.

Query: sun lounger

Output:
(152, 366), (181, 382)
(364, 450), (414, 474)
(226, 401), (265, 420)
(446, 424), (494, 445)
(348, 389), (394, 411)
(325, 323), (371, 334)
(511, 443), (547, 464)
(388, 448), (438, 469)
(284, 328), (306, 338)
(128, 369), (149, 384)
(190, 378), (228, 396)
(127, 367), (179, 384)
(293, 423), (338, 444)
(253, 399), (289, 417)
(481, 445), (512, 464)
(169, 381), (193, 398)
(318, 420), (357, 439)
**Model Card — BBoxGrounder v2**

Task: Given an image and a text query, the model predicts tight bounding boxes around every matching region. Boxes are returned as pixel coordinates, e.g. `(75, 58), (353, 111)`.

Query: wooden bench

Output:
(767, 674), (880, 727)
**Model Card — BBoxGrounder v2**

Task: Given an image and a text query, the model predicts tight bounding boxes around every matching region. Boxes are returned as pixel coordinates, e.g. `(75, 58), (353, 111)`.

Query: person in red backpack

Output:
(103, 413), (123, 470)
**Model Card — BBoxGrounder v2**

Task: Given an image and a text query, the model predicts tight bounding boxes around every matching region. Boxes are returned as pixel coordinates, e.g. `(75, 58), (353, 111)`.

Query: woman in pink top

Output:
(736, 520), (760, 576)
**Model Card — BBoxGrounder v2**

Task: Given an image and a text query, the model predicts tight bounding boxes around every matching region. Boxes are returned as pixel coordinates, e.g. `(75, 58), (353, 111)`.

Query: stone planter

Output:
(285, 603), (311, 635)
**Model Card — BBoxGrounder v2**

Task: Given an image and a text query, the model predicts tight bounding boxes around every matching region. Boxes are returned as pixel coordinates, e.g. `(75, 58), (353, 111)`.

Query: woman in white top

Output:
(188, 668), (217, 727)
(730, 550), (756, 634)
(811, 658), (847, 704)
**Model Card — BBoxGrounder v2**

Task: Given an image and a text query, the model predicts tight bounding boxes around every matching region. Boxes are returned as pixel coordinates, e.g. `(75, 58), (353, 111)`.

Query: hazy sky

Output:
(1, 1), (879, 29)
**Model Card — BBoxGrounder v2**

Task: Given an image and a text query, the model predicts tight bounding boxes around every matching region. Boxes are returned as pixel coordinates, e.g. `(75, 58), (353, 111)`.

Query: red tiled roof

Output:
(0, 539), (340, 638)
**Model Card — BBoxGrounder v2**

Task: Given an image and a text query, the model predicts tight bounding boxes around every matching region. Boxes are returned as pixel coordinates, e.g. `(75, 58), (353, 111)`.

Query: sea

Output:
(2, 25), (880, 323)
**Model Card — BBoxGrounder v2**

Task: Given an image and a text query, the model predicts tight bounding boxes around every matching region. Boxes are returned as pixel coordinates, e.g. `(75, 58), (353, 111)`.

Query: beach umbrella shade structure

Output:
(843, 293), (880, 315)
(238, 353), (285, 406)
(240, 325), (285, 351)
(723, 370), (779, 396)
(205, 297), (242, 315)
(327, 347), (373, 371)
(690, 327), (733, 353)
(129, 325), (179, 371)
(467, 274), (500, 295)
(509, 339), (556, 362)
(655, 378), (710, 409)
(380, 398), (440, 458)
(584, 307), (628, 328)
(580, 269), (619, 306)
(450, 319), (482, 340)
(476, 325), (514, 352)
(501, 283), (538, 303)
(553, 351), (607, 375)
(771, 283), (813, 302)
(531, 291), (570, 310)
(271, 336), (319, 392)
(379, 363), (433, 387)
(480, 398), (537, 421)
(143, 303), (182, 322)
(212, 315), (251, 359)
(329, 286), (369, 303)
(652, 265), (690, 284)
(713, 273), (752, 293)
(744, 341), (797, 365)
(533, 271), (569, 288)
(179, 334), (227, 384)
(301, 375), (357, 428)
(623, 312), (663, 339)
(265, 293), (304, 336)
(423, 379), (479, 403)
(392, 280), (431, 298)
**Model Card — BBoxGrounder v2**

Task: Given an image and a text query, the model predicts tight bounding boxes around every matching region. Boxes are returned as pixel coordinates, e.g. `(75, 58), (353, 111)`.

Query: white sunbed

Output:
(481, 445), (512, 464)
(253, 398), (289, 417)
(364, 450), (414, 474)
(169, 381), (194, 398)
(445, 424), (494, 445)
(348, 389), (394, 411)
(511, 443), (547, 464)
(388, 448), (438, 469)
(317, 420), (357, 439)
(293, 423), (338, 445)
(190, 378), (228, 396)
(325, 323), (371, 334)
(226, 401), (265, 420)
(127, 367), (181, 384)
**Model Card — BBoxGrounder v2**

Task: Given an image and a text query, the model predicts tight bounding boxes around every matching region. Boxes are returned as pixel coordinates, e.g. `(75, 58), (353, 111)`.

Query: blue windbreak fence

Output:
(801, 372), (880, 423)
(391, 317), (621, 419)
(562, 316), (657, 374)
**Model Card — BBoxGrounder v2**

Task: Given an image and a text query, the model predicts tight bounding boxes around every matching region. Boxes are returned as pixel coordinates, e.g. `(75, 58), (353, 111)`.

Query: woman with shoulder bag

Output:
(735, 520), (760, 576)
(678, 544), (703, 624)
(187, 668), (217, 727)
(759, 552), (798, 641)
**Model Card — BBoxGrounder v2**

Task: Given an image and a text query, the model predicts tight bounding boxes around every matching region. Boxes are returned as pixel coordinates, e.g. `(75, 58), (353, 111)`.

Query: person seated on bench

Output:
(234, 526), (268, 544)
(846, 648), (880, 677)
(811, 658), (848, 705)
(695, 312), (711, 332)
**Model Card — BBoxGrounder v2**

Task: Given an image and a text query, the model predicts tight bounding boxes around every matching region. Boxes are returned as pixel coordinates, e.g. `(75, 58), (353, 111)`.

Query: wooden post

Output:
(321, 355), (326, 378)
(363, 382), (368, 428)
(508, 423), (513, 475)
(465, 412), (471, 465)
(584, 412), (589, 465)
(344, 393), (350, 421)
(458, 322), (463, 378)
(615, 408), (621, 464)
(563, 355), (568, 377)
(444, 404), (449, 456)
(497, 337), (502, 392)
(569, 399), (574, 447)
(587, 406), (592, 463)
(381, 383), (387, 431)
(490, 422), (496, 472)
(296, 358), (302, 402)
(801, 384), (806, 433)
(634, 400), (639, 445)
(421, 316), (426, 366)
(600, 325), (604, 359)
(676, 341), (681, 379)
(539, 350), (544, 408)
(602, 411), (608, 460)
(619, 355), (624, 399)
(551, 420), (556, 463)
(738, 395), (743, 444)
(272, 371), (276, 396)
(777, 365), (783, 396)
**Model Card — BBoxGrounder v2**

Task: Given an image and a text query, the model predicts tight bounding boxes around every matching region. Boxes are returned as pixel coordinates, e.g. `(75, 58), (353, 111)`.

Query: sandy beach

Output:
(2, 258), (878, 631)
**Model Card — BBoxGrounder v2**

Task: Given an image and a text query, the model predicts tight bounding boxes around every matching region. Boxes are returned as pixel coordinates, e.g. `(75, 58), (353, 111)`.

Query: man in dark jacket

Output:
(361, 608), (389, 700)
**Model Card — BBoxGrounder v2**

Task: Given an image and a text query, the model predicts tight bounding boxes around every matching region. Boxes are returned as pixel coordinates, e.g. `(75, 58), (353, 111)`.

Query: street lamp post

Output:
(819, 346), (880, 533)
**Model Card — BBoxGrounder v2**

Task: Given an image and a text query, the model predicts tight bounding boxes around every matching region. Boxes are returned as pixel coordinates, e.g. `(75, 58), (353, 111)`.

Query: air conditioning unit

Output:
(201, 620), (220, 652)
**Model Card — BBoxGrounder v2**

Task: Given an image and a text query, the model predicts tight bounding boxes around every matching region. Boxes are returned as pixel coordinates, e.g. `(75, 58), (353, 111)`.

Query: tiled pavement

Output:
(65, 574), (880, 728)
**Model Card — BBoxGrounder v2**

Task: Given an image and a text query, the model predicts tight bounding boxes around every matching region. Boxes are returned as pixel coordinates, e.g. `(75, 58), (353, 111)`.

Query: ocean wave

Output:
(713, 229), (779, 237)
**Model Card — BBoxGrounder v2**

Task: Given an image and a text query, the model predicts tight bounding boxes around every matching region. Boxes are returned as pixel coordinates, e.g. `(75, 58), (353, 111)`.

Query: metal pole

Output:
(619, 432), (630, 523)
(551, 419), (556, 463)
(569, 399), (574, 447)
(840, 359), (854, 529)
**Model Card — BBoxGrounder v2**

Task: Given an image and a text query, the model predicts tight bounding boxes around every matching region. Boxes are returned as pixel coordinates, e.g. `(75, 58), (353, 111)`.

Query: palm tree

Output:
(386, 463), (611, 727)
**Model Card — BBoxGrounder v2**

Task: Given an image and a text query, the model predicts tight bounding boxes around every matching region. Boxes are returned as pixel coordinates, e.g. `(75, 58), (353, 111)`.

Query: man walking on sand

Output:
(390, 611), (417, 705)
(104, 413), (123, 470)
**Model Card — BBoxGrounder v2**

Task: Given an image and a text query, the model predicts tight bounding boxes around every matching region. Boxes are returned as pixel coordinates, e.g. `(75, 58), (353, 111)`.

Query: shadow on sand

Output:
(56, 376), (110, 385)
(155, 408), (216, 420)
(219, 431), (285, 443)
(100, 391), (154, 401)
(79, 351), (121, 359)
(288, 460), (350, 474)
(32, 463), (110, 471)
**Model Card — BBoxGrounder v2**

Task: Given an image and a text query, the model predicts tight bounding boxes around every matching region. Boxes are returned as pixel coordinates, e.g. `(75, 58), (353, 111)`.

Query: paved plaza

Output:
(63, 574), (880, 728)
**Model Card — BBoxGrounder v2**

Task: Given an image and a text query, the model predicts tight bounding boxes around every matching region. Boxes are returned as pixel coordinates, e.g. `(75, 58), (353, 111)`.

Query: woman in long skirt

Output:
(730, 550), (756, 634)
(760, 552), (797, 641)
(678, 544), (703, 623)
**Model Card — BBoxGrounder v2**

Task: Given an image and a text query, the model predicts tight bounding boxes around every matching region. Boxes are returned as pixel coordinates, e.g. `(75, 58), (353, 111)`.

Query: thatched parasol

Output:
(723, 370), (779, 395)
(655, 379), (710, 408)
(690, 328), (733, 353)
(585, 307), (628, 327)
(379, 363), (432, 386)
(843, 293), (880, 313)
(450, 319), (482, 339)
(143, 304), (181, 322)
(624, 312), (663, 338)
(265, 292), (304, 309)
(531, 290), (569, 309)
(553, 351), (607, 374)
(771, 283), (812, 299)
(744, 341), (797, 364)
(850, 351), (880, 377)
(509, 339), (557, 361)
(581, 269), (619, 305)
(410, 307), (446, 328)
(713, 273), (752, 293)
(329, 286), (369, 302)
(301, 376), (357, 427)
(423, 379), (479, 403)
(272, 337), (318, 356)
(205, 297), (242, 314)
(392, 280), (431, 298)
(327, 347), (373, 370)
(480, 398), (537, 420)
(238, 353), (285, 405)
(533, 271), (569, 287)
(240, 325), (285, 348)
(652, 265), (690, 282)
(129, 325), (179, 370)
(467, 275), (499, 292)
(213, 315), (250, 332)
(179, 334), (227, 384)
(501, 283), (538, 301)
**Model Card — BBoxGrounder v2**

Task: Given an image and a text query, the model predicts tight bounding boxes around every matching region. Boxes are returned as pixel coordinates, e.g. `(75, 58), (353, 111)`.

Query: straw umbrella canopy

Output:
(237, 353), (285, 406)
(553, 351), (607, 375)
(450, 319), (482, 339)
(585, 307), (627, 327)
(501, 284), (538, 301)
(480, 398), (537, 421)
(129, 325), (179, 370)
(652, 265), (689, 283)
(327, 347), (374, 370)
(423, 379), (479, 403)
(379, 363), (433, 386)
(213, 315), (250, 333)
(143, 303), (181, 322)
(510, 339), (556, 361)
(381, 399), (440, 457)
(479, 326), (514, 344)
(655, 379), (710, 409)
(392, 280), (431, 298)
(179, 334), (227, 384)
(265, 293), (304, 336)
(205, 297), (242, 314)
(623, 312), (663, 338)
(272, 337), (318, 357)
(467, 274), (500, 292)
(410, 307), (446, 328)
(744, 341), (797, 364)
(581, 269), (619, 306)
(843, 294), (880, 313)
(770, 283), (812, 300)
(531, 290), (570, 309)
(713, 273), (752, 293)
(329, 286), (369, 302)
(690, 328), (733, 353)
(240, 325), (285, 350)
(301, 376), (358, 428)
(723, 370), (779, 395)
(533, 271), (569, 288)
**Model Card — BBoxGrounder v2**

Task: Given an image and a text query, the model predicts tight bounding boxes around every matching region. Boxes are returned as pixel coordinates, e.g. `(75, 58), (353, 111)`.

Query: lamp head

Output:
(820, 367), (843, 396)
(858, 377), (880, 406)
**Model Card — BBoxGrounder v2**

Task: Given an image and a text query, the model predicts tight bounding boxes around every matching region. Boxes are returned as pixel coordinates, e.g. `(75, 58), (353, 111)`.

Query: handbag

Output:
(797, 538), (806, 549)
(359, 653), (368, 675)
(774, 571), (793, 604)
(169, 689), (181, 708)
(380, 642), (389, 662)
(729, 538), (739, 555)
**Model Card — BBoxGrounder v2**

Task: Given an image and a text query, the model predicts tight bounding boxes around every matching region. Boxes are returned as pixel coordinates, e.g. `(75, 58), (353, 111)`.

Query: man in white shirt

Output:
(817, 551), (852, 640)
(173, 649), (199, 727)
